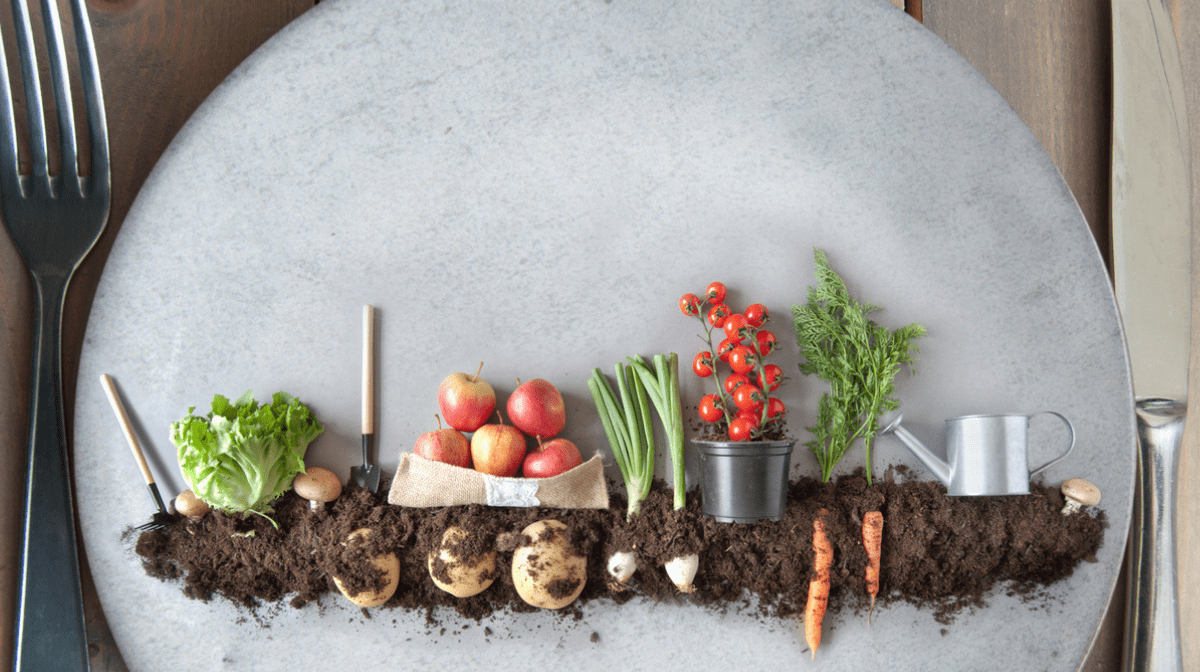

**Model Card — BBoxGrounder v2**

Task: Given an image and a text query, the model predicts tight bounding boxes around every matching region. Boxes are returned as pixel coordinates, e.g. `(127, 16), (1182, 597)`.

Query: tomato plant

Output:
(679, 283), (787, 441)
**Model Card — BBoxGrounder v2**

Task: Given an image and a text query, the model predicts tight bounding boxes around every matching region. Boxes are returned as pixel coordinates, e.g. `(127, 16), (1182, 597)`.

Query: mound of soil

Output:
(134, 468), (1105, 627)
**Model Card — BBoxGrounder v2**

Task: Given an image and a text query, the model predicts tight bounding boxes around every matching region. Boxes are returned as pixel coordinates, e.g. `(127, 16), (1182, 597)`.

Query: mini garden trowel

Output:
(352, 304), (381, 492)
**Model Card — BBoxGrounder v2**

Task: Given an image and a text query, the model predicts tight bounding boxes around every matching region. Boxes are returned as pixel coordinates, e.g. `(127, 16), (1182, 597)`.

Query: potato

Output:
(333, 528), (400, 607)
(428, 526), (497, 598)
(511, 519), (586, 609)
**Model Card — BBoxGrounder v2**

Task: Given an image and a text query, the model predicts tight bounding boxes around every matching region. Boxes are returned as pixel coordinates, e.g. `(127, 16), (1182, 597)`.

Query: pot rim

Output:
(691, 437), (796, 448)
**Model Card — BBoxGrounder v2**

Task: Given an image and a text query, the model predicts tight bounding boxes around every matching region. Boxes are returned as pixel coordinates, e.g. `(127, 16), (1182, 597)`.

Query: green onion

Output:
(626, 353), (686, 511)
(588, 364), (655, 521)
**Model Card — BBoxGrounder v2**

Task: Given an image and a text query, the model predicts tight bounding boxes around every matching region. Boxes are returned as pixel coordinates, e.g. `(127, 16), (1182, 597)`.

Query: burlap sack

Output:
(387, 453), (609, 509)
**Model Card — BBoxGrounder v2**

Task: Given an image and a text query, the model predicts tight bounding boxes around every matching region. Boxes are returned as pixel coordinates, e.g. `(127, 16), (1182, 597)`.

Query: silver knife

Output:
(1111, 0), (1192, 669)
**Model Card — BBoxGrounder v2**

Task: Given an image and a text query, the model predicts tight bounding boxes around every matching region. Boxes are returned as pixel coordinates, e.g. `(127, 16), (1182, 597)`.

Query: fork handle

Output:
(14, 278), (90, 672)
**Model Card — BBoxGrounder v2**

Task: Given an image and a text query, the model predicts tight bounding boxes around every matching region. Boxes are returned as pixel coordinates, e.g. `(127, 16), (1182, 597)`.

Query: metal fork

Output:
(0, 0), (111, 670)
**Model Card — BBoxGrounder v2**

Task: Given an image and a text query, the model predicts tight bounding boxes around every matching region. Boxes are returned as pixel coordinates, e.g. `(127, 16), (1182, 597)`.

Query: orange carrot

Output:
(805, 509), (833, 659)
(862, 510), (883, 622)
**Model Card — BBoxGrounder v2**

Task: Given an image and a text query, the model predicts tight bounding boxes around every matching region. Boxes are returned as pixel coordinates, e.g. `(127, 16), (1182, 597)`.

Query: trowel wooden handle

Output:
(362, 304), (375, 435)
(100, 373), (156, 486)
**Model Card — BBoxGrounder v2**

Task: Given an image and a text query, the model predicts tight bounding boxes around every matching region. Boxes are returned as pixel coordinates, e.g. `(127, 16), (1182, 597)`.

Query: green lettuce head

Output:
(172, 391), (323, 523)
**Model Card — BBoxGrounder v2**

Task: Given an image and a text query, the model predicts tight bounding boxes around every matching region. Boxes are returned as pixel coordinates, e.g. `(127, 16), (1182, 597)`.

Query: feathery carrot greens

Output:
(792, 249), (925, 484)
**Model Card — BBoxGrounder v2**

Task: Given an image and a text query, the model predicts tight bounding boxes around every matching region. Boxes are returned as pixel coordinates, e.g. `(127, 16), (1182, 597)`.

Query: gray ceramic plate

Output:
(74, 0), (1133, 670)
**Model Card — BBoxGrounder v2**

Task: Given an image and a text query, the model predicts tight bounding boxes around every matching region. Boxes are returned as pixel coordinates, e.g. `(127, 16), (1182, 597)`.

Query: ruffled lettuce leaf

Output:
(172, 391), (323, 521)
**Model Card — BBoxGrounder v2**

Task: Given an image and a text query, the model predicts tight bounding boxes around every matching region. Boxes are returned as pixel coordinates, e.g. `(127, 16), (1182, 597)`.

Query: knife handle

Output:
(362, 304), (375, 435)
(1126, 398), (1185, 672)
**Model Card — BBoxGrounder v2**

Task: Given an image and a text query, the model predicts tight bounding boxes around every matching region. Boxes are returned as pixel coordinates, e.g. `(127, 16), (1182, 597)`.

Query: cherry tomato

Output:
(705, 281), (727, 304)
(766, 397), (786, 419)
(728, 346), (757, 374)
(728, 417), (756, 442)
(733, 383), (764, 412)
(706, 303), (731, 328)
(692, 352), (714, 377)
(717, 337), (740, 362)
(724, 373), (750, 395)
(679, 293), (702, 316)
(743, 303), (769, 327)
(698, 394), (723, 422)
(722, 313), (749, 341)
(736, 409), (762, 426)
(754, 329), (777, 356)
(756, 364), (784, 391)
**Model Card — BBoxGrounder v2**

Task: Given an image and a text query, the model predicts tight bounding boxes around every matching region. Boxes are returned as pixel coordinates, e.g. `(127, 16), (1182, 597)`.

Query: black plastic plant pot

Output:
(694, 439), (795, 523)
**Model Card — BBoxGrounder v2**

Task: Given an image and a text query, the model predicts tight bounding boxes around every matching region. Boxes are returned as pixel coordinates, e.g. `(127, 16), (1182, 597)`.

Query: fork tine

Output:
(8, 0), (50, 189)
(36, 0), (81, 196)
(0, 17), (23, 197)
(66, 0), (108, 198)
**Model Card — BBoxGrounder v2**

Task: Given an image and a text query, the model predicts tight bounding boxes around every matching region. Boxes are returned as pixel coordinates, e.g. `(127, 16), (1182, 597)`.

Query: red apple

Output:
(506, 378), (566, 438)
(470, 417), (527, 477)
(413, 416), (471, 468)
(522, 438), (583, 479)
(438, 363), (496, 432)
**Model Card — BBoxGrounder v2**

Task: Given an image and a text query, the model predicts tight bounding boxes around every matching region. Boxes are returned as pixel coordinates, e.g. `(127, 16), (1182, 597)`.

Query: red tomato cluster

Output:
(679, 281), (786, 441)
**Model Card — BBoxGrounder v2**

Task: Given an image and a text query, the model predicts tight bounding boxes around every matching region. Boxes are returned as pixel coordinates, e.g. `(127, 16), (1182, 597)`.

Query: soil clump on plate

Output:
(135, 468), (1105, 626)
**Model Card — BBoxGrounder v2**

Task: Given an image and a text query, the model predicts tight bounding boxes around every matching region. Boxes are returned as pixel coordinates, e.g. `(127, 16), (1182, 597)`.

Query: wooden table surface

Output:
(1, 1), (1196, 670)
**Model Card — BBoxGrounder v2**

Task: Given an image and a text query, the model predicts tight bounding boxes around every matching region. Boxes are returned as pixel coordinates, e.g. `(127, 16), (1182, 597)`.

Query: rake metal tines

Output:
(1, 2), (111, 671)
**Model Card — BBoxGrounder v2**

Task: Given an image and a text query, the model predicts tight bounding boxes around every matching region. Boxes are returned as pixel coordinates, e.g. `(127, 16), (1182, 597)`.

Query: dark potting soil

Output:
(134, 468), (1105, 628)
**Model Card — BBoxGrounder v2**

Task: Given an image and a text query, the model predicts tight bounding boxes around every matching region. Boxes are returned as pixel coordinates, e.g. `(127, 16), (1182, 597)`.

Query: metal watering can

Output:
(880, 412), (1075, 496)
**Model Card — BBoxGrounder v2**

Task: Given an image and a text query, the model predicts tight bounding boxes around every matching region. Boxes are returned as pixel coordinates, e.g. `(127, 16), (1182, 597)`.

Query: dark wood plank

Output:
(0, 2), (315, 670)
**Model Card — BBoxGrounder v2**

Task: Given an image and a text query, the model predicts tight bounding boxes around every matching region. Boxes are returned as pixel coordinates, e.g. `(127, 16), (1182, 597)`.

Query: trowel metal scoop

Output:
(352, 305), (381, 492)
(881, 412), (1075, 496)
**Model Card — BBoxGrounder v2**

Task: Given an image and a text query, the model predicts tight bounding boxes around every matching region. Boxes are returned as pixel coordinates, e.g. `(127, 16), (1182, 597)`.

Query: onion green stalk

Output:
(626, 353), (686, 511)
(588, 364), (655, 521)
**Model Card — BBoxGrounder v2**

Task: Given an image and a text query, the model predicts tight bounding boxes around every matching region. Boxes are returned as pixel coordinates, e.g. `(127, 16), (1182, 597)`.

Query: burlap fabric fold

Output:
(387, 453), (609, 509)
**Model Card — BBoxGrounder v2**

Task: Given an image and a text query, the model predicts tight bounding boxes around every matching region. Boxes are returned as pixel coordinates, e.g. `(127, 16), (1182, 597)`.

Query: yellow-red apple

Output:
(506, 378), (566, 438)
(438, 363), (496, 432)
(522, 438), (582, 478)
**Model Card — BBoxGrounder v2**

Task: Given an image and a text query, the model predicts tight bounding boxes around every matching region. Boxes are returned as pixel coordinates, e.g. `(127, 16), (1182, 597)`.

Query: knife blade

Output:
(1110, 0), (1192, 669)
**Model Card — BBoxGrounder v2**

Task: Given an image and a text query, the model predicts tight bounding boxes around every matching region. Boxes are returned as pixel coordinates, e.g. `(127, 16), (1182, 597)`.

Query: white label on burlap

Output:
(483, 474), (540, 507)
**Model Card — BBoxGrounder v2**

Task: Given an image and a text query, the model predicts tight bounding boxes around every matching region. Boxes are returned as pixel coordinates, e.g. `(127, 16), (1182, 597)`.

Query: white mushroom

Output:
(174, 489), (209, 517)
(1061, 478), (1101, 515)
(293, 467), (343, 513)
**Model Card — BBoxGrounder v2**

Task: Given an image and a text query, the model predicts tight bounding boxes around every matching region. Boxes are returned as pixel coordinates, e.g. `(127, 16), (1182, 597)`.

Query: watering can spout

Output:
(880, 414), (952, 486)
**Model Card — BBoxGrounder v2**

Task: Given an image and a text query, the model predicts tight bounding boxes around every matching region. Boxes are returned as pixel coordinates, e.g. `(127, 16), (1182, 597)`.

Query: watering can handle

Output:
(1028, 411), (1076, 476)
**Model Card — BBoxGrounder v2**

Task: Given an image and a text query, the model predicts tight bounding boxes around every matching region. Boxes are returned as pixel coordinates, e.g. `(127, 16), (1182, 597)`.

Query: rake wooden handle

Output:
(99, 373), (155, 486)
(362, 304), (375, 436)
